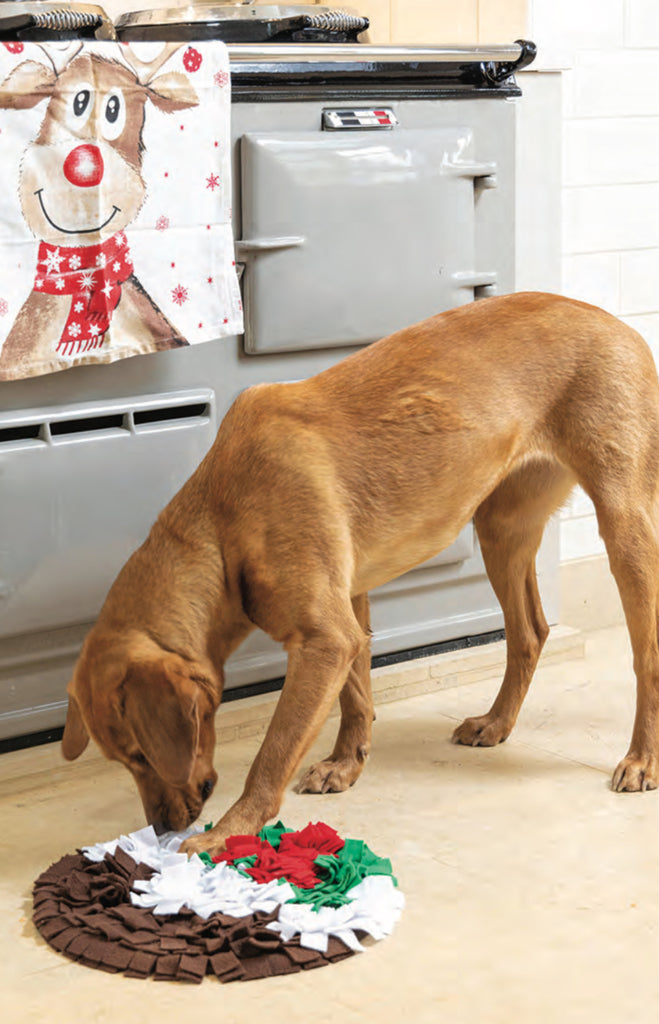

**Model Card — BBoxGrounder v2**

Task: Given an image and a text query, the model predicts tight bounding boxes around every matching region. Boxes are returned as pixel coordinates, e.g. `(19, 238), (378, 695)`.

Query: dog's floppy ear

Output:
(61, 691), (90, 760)
(123, 654), (200, 787)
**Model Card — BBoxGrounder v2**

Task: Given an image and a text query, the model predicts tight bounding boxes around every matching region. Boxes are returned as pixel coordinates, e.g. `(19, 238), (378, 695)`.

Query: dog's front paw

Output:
(179, 830), (227, 859)
(295, 755), (364, 794)
(452, 714), (511, 747)
(612, 753), (658, 792)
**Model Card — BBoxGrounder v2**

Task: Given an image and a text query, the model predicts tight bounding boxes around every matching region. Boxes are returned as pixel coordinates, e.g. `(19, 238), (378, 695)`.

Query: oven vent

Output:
(50, 413), (125, 437)
(0, 423), (41, 445)
(0, 391), (214, 450)
(0, 389), (216, 642)
(132, 402), (209, 427)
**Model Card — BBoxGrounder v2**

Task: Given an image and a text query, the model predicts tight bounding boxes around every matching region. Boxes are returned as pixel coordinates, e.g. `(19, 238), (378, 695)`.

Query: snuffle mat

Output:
(32, 820), (404, 983)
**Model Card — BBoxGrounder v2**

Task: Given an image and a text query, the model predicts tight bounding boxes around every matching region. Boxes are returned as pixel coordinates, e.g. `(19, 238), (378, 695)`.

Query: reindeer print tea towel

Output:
(0, 40), (243, 381)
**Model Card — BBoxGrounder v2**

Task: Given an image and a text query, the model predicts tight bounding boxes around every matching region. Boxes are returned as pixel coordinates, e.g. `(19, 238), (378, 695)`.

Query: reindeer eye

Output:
(74, 90), (90, 117)
(66, 81), (93, 130)
(106, 95), (120, 123)
(101, 89), (125, 141)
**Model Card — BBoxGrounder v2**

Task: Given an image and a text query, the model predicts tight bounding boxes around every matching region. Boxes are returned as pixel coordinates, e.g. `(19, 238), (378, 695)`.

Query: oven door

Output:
(239, 125), (497, 354)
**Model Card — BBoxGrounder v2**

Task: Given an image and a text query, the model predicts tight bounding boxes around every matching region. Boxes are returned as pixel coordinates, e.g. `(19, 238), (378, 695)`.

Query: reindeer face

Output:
(0, 46), (199, 249)
(19, 56), (147, 247)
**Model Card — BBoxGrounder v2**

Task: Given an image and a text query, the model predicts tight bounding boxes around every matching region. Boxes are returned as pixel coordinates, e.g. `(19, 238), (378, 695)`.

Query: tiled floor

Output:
(2, 624), (658, 1023)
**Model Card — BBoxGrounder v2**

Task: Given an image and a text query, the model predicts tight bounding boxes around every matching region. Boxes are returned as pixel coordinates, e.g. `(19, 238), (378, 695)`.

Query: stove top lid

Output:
(117, 3), (355, 27)
(0, 1), (115, 38)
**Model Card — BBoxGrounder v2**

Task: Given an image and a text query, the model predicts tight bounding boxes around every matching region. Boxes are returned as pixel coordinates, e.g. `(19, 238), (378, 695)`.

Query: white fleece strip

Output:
(81, 825), (404, 953)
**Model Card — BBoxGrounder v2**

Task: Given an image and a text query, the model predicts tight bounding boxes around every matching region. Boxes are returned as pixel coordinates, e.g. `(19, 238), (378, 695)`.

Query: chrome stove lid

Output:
(0, 2), (115, 39)
(116, 2), (369, 43)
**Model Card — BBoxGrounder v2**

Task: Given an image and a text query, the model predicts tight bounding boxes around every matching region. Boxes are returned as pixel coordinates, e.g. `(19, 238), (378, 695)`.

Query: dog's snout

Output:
(63, 143), (104, 188)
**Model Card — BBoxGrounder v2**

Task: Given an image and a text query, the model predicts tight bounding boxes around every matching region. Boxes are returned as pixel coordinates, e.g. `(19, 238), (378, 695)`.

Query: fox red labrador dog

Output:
(62, 292), (659, 857)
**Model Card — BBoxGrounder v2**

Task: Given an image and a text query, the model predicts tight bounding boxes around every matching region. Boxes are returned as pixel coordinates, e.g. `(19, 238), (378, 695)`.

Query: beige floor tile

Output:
(2, 625), (658, 1023)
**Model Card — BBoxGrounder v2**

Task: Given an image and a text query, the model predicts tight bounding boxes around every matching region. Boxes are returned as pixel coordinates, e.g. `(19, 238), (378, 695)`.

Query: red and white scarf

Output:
(34, 232), (133, 356)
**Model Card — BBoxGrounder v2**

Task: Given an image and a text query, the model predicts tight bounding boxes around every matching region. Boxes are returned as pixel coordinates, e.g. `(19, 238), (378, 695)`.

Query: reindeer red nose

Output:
(63, 144), (104, 188)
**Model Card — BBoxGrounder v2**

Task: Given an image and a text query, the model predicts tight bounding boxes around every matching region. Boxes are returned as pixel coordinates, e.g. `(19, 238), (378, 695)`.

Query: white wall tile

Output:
(529, 0), (624, 69)
(562, 487), (596, 518)
(625, 0), (659, 47)
(620, 250), (659, 314)
(569, 51), (659, 118)
(515, 71), (563, 293)
(560, 513), (605, 562)
(562, 254), (620, 314)
(564, 183), (659, 254)
(564, 117), (659, 186)
(620, 313), (659, 364)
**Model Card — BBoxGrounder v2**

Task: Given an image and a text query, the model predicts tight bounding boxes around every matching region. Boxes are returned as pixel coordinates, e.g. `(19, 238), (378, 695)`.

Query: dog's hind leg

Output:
(453, 458), (575, 748)
(296, 592), (374, 794)
(589, 493), (659, 792)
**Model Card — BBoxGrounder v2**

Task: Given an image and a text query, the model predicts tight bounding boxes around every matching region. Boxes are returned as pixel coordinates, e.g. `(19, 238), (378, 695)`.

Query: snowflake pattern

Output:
(172, 284), (189, 307)
(74, 301), (84, 313)
(69, 323), (81, 337)
(68, 255), (81, 270)
(78, 269), (96, 291)
(155, 216), (170, 232)
(113, 261), (121, 273)
(214, 70), (229, 87)
(96, 253), (107, 268)
(40, 247), (64, 275)
(0, 298), (8, 317)
(102, 281), (115, 299)
(206, 172), (220, 191)
(55, 277), (65, 290)
(89, 324), (101, 336)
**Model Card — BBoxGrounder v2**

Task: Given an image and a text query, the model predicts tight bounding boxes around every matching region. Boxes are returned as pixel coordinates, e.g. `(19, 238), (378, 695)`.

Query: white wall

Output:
(527, 0), (659, 561)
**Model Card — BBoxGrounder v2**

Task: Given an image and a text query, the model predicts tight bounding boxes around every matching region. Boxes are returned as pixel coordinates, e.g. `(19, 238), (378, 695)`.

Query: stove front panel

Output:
(0, 86), (542, 741)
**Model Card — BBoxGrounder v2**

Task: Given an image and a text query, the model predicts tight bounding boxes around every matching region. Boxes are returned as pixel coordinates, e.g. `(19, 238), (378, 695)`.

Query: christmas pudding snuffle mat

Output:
(32, 821), (405, 983)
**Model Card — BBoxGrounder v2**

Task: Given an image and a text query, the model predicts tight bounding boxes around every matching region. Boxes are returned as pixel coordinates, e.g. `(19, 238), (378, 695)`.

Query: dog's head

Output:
(61, 631), (222, 832)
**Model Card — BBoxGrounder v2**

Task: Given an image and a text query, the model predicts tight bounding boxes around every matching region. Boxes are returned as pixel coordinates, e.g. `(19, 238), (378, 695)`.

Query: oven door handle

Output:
(452, 270), (498, 299)
(235, 236), (305, 259)
(443, 160), (498, 189)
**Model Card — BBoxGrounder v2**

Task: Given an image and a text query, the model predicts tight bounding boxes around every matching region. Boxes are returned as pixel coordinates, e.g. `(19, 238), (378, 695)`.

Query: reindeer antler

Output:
(35, 41), (83, 75)
(119, 42), (184, 85)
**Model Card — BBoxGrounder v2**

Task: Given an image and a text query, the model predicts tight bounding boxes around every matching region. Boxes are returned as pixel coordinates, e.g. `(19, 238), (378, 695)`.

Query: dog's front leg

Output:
(296, 593), (374, 794)
(181, 613), (367, 857)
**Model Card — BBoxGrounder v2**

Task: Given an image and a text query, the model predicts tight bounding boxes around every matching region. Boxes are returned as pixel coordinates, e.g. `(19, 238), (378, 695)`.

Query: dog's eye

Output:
(201, 779), (214, 801)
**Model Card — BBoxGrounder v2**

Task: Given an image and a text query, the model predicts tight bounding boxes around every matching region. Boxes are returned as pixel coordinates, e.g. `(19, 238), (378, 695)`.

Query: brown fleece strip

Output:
(32, 852), (356, 983)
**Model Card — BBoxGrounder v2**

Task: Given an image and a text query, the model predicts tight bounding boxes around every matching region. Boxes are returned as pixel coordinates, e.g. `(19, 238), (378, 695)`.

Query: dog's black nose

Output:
(200, 778), (215, 801)
(152, 820), (169, 836)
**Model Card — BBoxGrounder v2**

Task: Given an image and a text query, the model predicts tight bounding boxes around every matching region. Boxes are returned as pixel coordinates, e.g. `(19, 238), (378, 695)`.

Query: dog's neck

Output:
(101, 511), (251, 678)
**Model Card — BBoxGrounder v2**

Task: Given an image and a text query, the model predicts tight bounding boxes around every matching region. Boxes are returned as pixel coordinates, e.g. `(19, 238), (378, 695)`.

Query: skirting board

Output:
(212, 625), (584, 746)
(0, 625), (584, 793)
